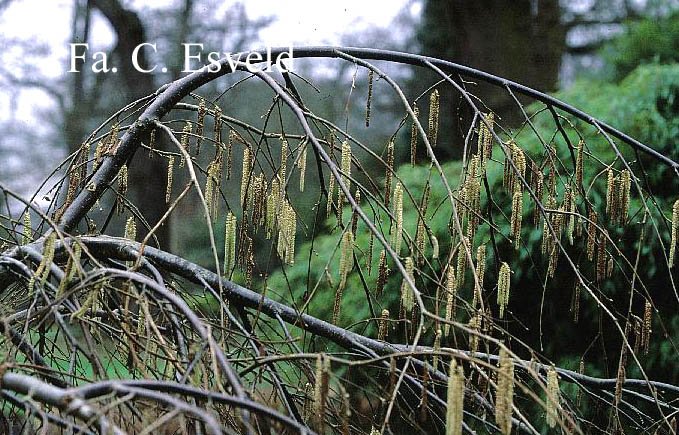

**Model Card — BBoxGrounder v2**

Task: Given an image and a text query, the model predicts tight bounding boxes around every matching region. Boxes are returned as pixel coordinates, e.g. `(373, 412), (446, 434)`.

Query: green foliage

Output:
(604, 12), (679, 80)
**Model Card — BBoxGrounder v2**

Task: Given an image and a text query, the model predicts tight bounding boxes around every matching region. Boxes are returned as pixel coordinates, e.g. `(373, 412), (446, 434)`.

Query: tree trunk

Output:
(416, 0), (566, 158)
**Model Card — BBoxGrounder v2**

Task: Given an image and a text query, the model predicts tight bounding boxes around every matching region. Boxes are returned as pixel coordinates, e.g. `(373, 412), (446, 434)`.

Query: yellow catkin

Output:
(117, 164), (128, 214)
(313, 353), (330, 431)
(166, 156), (174, 204)
(124, 217), (136, 241)
(65, 168), (80, 209)
(298, 142), (307, 192)
(473, 244), (486, 308)
(566, 185), (576, 245)
(532, 163), (544, 226)
(267, 177), (281, 239)
(482, 112), (495, 165)
(512, 142), (526, 194)
(227, 130), (236, 180)
(195, 98), (206, 154)
(428, 89), (440, 147)
(642, 300), (652, 355)
(497, 262), (511, 319)
(148, 128), (156, 158)
(400, 257), (415, 314)
(251, 173), (267, 227)
(224, 212), (237, 275)
(587, 210), (597, 261)
(495, 347), (515, 435)
(277, 200), (296, 265)
(444, 266), (456, 336)
(465, 155), (481, 240)
(469, 313), (481, 353)
(575, 140), (584, 191)
(79, 141), (90, 180)
(669, 200), (678, 268)
(280, 138), (288, 191)
(376, 250), (389, 297)
(326, 173), (335, 219)
(546, 366), (560, 428)
(391, 183), (404, 255)
(446, 358), (464, 435)
(415, 218), (426, 263)
(619, 169), (631, 225)
(94, 139), (106, 168)
(179, 121), (191, 167)
(378, 309), (389, 341)
(365, 70), (373, 127)
(106, 122), (120, 154)
(214, 105), (222, 145)
(338, 231), (354, 291)
(411, 105), (419, 166)
(31, 232), (56, 296)
(22, 211), (31, 245)
(596, 231), (608, 282)
(339, 140), (351, 204)
(385, 141), (394, 208)
(606, 168), (616, 219)
(455, 239), (468, 291)
(511, 191), (523, 249)
(241, 147), (253, 207)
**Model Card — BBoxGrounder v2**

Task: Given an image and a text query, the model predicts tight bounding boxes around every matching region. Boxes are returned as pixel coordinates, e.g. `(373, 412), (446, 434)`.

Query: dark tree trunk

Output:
(416, 0), (566, 158)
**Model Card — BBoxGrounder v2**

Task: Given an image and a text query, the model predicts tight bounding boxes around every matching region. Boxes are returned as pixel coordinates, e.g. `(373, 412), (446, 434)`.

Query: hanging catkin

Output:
(473, 244), (486, 308)
(376, 250), (389, 297)
(511, 191), (523, 249)
(478, 112), (495, 168)
(195, 98), (206, 154)
(313, 354), (330, 432)
(390, 182), (404, 255)
(298, 141), (307, 192)
(619, 169), (631, 225)
(339, 140), (351, 206)
(117, 164), (128, 214)
(240, 147), (252, 207)
(444, 265), (456, 336)
(495, 347), (515, 435)
(385, 141), (394, 208)
(378, 309), (389, 341)
(338, 231), (354, 292)
(179, 121), (191, 167)
(428, 90), (440, 147)
(166, 156), (174, 204)
(22, 211), (31, 245)
(669, 200), (678, 268)
(546, 366), (560, 428)
(575, 139), (584, 192)
(497, 262), (511, 319)
(410, 105), (419, 166)
(446, 358), (464, 435)
(365, 70), (373, 127)
(400, 257), (415, 314)
(223, 212), (237, 276)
